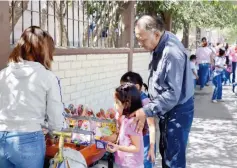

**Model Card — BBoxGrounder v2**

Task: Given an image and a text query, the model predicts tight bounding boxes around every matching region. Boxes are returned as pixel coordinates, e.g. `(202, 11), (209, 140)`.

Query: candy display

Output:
(62, 104), (117, 144)
(46, 104), (117, 167)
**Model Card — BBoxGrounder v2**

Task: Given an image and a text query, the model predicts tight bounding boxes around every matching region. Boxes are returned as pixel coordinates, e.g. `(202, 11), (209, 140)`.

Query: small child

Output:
(106, 83), (144, 168)
(212, 48), (226, 103)
(190, 55), (199, 91)
(120, 71), (156, 168)
(223, 51), (232, 85)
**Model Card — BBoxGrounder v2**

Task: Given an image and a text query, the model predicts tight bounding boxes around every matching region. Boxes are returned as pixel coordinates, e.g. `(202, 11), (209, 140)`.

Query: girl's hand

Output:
(147, 148), (155, 163)
(106, 142), (119, 153)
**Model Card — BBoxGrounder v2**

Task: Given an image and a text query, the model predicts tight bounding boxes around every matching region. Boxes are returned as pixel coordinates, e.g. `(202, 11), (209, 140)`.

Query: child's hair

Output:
(115, 83), (143, 117)
(219, 48), (225, 56)
(120, 71), (148, 92)
(190, 54), (196, 61)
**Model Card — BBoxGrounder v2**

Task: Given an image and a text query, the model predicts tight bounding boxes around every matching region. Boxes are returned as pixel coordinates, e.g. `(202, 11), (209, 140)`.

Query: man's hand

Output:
(129, 108), (147, 133)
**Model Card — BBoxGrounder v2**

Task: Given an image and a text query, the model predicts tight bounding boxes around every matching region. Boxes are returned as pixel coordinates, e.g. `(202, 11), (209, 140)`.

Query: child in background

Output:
(223, 43), (232, 85)
(120, 71), (156, 168)
(190, 55), (199, 91)
(212, 48), (226, 103)
(106, 83), (144, 168)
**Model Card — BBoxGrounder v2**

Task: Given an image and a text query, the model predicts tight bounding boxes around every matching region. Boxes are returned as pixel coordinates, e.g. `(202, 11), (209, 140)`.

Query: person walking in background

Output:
(0, 26), (64, 168)
(212, 48), (226, 103)
(230, 43), (237, 83)
(223, 43), (232, 85)
(196, 37), (214, 90)
(190, 55), (199, 93)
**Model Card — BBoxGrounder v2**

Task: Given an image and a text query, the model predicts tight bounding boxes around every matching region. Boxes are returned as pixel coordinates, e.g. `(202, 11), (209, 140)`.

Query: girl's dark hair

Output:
(115, 83), (143, 117)
(120, 71), (148, 92)
(190, 54), (196, 61)
(225, 43), (229, 51)
(219, 48), (225, 56)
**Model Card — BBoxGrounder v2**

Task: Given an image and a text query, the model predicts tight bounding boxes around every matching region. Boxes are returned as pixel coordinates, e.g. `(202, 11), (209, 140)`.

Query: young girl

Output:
(120, 71), (156, 168)
(106, 83), (144, 168)
(212, 48), (226, 103)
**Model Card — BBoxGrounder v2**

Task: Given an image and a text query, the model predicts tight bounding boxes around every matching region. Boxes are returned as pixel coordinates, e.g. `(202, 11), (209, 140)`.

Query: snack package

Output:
(71, 133), (91, 146)
(95, 139), (108, 149)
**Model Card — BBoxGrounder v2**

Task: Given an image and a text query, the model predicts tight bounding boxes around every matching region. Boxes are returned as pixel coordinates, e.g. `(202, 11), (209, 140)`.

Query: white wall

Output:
(52, 54), (128, 112)
(133, 52), (151, 84)
(52, 52), (151, 112)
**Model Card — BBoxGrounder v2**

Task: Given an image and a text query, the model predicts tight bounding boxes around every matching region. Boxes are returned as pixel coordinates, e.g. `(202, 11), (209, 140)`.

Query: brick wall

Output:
(52, 54), (128, 112)
(52, 52), (150, 112)
(133, 52), (151, 85)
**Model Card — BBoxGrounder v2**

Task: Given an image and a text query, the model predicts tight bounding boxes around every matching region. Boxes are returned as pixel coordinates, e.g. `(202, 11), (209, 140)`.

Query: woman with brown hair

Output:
(0, 26), (64, 168)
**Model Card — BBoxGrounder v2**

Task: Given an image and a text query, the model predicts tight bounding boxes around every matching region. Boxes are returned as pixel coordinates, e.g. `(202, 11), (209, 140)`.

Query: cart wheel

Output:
(108, 153), (114, 168)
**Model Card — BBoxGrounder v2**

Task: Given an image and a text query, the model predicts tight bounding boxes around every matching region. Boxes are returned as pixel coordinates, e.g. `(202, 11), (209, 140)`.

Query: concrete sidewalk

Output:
(185, 85), (237, 168)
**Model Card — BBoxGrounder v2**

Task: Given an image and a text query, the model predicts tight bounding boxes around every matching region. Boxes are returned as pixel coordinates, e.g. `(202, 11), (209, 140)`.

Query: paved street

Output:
(155, 85), (237, 168)
(185, 85), (237, 168)
(93, 85), (237, 168)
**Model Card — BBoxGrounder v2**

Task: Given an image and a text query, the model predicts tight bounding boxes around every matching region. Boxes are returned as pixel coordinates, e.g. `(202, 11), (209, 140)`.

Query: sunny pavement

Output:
(93, 84), (237, 168)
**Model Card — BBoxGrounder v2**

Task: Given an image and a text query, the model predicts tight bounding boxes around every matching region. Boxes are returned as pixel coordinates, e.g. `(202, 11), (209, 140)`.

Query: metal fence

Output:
(9, 0), (129, 48)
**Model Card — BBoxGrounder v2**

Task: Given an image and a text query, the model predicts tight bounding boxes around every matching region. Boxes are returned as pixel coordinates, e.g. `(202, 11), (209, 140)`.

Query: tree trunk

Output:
(41, 3), (47, 30)
(49, 1), (68, 47)
(182, 20), (190, 48)
(117, 2), (131, 47)
(9, 0), (29, 31)
(163, 11), (172, 31)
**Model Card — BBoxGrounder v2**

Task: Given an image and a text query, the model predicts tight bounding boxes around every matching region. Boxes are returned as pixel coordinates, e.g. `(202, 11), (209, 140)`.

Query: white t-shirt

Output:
(214, 56), (226, 72)
(0, 60), (64, 132)
(196, 46), (215, 64)
(190, 61), (198, 79)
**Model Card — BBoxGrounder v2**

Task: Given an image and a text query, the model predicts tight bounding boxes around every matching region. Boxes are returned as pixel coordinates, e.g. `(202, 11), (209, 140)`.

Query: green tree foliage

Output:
(136, 0), (237, 47)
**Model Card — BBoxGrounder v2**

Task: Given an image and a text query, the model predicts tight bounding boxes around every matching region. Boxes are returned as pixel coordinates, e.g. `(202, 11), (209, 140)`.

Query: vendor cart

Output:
(44, 114), (116, 168)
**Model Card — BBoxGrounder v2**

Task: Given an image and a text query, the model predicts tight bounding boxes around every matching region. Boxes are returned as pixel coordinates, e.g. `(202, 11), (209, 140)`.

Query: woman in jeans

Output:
(0, 26), (64, 168)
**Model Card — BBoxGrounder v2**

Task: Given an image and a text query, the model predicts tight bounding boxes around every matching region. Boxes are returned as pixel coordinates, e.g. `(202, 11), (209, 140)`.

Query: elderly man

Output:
(131, 15), (194, 168)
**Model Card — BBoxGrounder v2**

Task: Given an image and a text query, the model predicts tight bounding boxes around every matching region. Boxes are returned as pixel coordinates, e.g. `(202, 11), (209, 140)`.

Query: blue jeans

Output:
(144, 134), (156, 168)
(223, 70), (231, 85)
(212, 74), (222, 100)
(0, 131), (45, 168)
(198, 63), (210, 89)
(159, 97), (194, 168)
(194, 79), (196, 89)
(232, 62), (236, 83)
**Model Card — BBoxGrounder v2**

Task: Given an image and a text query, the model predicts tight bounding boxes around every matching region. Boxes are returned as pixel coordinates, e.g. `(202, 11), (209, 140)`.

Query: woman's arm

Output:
(46, 74), (64, 131)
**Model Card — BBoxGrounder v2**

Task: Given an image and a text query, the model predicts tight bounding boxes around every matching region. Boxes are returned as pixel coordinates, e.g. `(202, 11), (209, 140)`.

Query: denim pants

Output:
(232, 62), (236, 83)
(212, 74), (222, 100)
(143, 134), (156, 168)
(193, 79), (196, 89)
(198, 63), (210, 89)
(159, 97), (194, 168)
(0, 131), (45, 168)
(223, 70), (231, 85)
